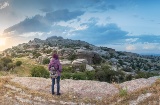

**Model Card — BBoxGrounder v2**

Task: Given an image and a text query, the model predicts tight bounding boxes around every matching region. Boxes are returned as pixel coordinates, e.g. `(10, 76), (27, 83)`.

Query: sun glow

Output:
(0, 38), (6, 46)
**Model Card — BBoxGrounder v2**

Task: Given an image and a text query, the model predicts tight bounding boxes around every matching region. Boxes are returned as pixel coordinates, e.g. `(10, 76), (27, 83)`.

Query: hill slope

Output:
(1, 76), (160, 105)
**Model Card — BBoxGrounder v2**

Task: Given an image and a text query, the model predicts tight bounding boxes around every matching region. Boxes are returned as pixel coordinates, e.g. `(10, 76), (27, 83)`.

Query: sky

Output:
(0, 0), (160, 54)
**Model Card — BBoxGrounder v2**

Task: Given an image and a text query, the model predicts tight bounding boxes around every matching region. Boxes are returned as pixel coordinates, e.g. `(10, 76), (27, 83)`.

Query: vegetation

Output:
(16, 61), (22, 66)
(32, 51), (41, 58)
(119, 88), (128, 97)
(42, 58), (50, 64)
(67, 53), (77, 61)
(0, 57), (14, 71)
(31, 66), (49, 78)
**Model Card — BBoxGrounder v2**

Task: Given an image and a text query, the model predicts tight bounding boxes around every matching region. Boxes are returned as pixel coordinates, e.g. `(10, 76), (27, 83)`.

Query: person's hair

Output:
(52, 50), (59, 59)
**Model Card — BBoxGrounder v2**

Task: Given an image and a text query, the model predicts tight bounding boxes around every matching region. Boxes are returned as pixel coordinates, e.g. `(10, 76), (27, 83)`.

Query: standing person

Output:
(48, 50), (62, 95)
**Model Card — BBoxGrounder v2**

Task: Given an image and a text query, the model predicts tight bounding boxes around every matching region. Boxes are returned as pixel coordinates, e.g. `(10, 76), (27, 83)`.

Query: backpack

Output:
(50, 63), (58, 78)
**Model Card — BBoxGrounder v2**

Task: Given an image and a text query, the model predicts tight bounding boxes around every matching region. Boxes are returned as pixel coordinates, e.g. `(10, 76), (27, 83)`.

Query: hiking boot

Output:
(52, 92), (55, 95)
(57, 93), (61, 95)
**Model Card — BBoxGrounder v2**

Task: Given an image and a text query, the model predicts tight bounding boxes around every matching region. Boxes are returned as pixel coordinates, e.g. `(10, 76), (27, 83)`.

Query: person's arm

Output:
(57, 60), (62, 72)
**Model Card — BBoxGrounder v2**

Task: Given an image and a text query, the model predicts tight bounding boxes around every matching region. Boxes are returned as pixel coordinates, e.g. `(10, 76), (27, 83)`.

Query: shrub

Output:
(95, 63), (126, 83)
(62, 66), (74, 73)
(61, 72), (73, 79)
(72, 64), (86, 72)
(32, 51), (41, 58)
(96, 70), (106, 81)
(125, 74), (133, 81)
(31, 66), (49, 78)
(67, 54), (77, 60)
(1, 57), (12, 66)
(7, 63), (15, 70)
(85, 71), (95, 80)
(42, 58), (50, 65)
(16, 61), (22, 66)
(0, 63), (3, 71)
(72, 72), (86, 80)
(135, 71), (148, 79)
(92, 54), (102, 64)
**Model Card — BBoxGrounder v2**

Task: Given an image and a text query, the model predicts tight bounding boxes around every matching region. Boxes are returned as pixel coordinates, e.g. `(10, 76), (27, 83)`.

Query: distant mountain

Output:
(140, 53), (160, 56)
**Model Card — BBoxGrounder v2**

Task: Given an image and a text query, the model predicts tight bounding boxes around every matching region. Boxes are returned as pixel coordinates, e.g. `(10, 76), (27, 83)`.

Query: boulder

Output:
(76, 49), (102, 64)
(60, 59), (72, 66)
(72, 59), (88, 65)
(86, 64), (95, 71)
(72, 59), (88, 71)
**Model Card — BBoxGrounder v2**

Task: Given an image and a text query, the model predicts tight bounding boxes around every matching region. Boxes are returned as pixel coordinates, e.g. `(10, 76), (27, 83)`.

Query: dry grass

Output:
(0, 76), (91, 105)
(12, 57), (39, 77)
(0, 76), (160, 105)
(86, 78), (160, 105)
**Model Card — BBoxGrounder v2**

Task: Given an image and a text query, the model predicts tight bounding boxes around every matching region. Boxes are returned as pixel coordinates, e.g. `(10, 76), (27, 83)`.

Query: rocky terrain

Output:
(0, 76), (160, 105)
(1, 36), (160, 105)
(3, 36), (160, 75)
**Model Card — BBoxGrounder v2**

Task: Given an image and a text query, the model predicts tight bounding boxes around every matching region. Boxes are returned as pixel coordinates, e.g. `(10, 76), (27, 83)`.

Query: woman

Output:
(48, 51), (62, 95)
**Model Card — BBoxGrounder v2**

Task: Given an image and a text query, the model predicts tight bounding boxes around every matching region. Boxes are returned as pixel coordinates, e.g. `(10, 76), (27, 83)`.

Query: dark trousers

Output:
(51, 76), (60, 94)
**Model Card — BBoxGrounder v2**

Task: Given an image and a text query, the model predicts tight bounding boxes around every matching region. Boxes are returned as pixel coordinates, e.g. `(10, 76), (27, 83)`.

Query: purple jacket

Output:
(48, 58), (62, 76)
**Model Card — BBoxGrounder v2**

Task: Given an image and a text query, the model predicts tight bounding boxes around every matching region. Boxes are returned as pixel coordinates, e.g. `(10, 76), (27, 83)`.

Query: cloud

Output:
(0, 1), (9, 9)
(133, 35), (160, 43)
(125, 38), (139, 43)
(126, 45), (136, 51)
(4, 9), (84, 35)
(142, 42), (156, 50)
(4, 15), (50, 35)
(69, 22), (128, 44)
(45, 9), (84, 22)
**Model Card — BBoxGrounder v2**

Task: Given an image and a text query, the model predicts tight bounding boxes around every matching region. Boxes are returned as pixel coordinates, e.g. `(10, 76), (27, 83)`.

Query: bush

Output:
(72, 72), (86, 80)
(125, 74), (133, 81)
(135, 71), (159, 79)
(85, 71), (95, 80)
(16, 61), (22, 66)
(62, 66), (74, 73)
(95, 63), (126, 83)
(42, 58), (50, 65)
(1, 57), (12, 66)
(61, 72), (73, 79)
(31, 66), (49, 78)
(0, 63), (3, 71)
(7, 63), (15, 70)
(61, 72), (87, 80)
(67, 54), (77, 60)
(96, 70), (106, 81)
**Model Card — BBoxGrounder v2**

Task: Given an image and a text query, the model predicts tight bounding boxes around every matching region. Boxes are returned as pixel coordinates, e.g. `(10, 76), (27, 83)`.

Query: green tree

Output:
(16, 61), (22, 66)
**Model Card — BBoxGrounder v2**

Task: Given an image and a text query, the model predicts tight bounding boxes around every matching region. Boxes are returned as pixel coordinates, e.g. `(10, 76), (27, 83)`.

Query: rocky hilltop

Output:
(1, 36), (160, 84)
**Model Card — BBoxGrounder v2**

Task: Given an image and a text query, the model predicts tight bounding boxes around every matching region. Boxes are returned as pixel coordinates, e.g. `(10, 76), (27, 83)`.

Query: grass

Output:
(0, 57), (41, 77)
(0, 76), (90, 104)
(85, 78), (160, 105)
(0, 56), (160, 104)
(0, 76), (160, 105)
(119, 88), (128, 97)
